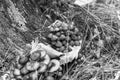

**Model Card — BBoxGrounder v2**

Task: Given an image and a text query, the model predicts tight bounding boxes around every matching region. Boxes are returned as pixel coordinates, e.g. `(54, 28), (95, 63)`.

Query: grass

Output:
(1, 0), (120, 80)
(33, 0), (120, 79)
(66, 0), (120, 80)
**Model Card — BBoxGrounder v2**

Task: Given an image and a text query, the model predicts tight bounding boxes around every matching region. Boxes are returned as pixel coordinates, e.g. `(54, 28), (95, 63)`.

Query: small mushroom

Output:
(46, 76), (54, 80)
(59, 46), (65, 52)
(49, 27), (54, 31)
(30, 50), (41, 61)
(17, 64), (23, 69)
(19, 56), (29, 65)
(55, 27), (60, 31)
(52, 20), (62, 28)
(20, 66), (29, 75)
(69, 24), (75, 30)
(41, 54), (50, 65)
(11, 78), (16, 80)
(13, 68), (21, 76)
(16, 76), (22, 80)
(38, 63), (47, 73)
(30, 49), (50, 65)
(51, 35), (58, 41)
(74, 27), (79, 33)
(40, 50), (46, 58)
(26, 61), (40, 71)
(55, 41), (62, 47)
(59, 34), (66, 40)
(70, 40), (75, 46)
(56, 32), (61, 37)
(30, 71), (38, 80)
(57, 72), (62, 76)
(23, 75), (31, 80)
(74, 41), (80, 46)
(49, 59), (60, 72)
(48, 33), (53, 39)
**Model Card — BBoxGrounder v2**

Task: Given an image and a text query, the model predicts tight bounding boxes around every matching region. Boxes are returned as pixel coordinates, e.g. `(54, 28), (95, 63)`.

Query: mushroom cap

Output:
(38, 63), (47, 73)
(19, 56), (29, 65)
(20, 66), (29, 75)
(40, 50), (46, 58)
(23, 75), (32, 80)
(11, 78), (16, 80)
(30, 50), (41, 61)
(42, 54), (50, 65)
(49, 59), (60, 72)
(13, 68), (21, 76)
(26, 61), (40, 71)
(46, 76), (54, 80)
(30, 71), (38, 80)
(16, 76), (22, 80)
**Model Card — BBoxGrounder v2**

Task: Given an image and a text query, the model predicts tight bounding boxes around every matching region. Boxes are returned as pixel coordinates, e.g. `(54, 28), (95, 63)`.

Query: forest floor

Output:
(1, 0), (120, 80)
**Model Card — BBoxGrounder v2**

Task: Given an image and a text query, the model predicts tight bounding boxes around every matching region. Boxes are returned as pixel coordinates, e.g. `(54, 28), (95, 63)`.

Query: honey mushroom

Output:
(19, 56), (29, 65)
(26, 61), (40, 71)
(12, 49), (51, 79)
(15, 76), (22, 80)
(12, 20), (82, 79)
(44, 20), (82, 65)
(30, 50), (47, 61)
(29, 71), (38, 80)
(42, 54), (50, 65)
(13, 68), (21, 76)
(48, 59), (60, 72)
(38, 63), (47, 73)
(26, 50), (50, 72)
(46, 76), (55, 80)
(20, 66), (29, 75)
(11, 78), (16, 80)
(47, 20), (81, 53)
(23, 75), (32, 80)
(28, 44), (61, 73)
(30, 50), (41, 61)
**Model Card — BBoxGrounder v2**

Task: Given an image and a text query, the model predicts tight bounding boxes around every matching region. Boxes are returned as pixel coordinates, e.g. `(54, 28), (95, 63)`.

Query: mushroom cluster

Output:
(46, 20), (81, 53)
(0, 20), (82, 80)
(11, 50), (60, 80)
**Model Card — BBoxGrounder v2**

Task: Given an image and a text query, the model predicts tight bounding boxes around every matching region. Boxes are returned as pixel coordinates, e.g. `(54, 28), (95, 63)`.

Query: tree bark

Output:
(0, 0), (40, 59)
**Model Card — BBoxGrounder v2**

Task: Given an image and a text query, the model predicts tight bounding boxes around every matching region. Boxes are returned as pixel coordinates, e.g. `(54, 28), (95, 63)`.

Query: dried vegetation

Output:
(1, 0), (120, 80)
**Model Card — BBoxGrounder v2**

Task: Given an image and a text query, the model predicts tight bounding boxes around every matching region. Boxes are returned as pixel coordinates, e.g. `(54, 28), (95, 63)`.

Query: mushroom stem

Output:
(40, 50), (46, 58)
(38, 63), (47, 73)
(49, 59), (60, 72)
(42, 54), (50, 65)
